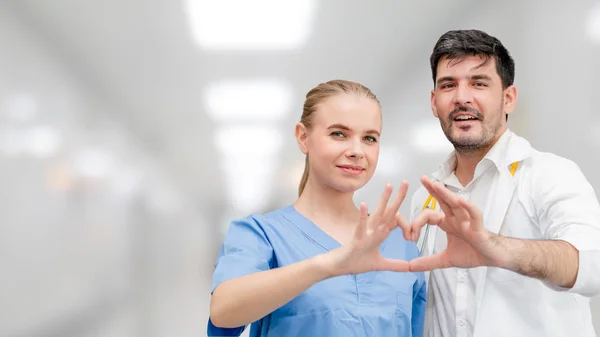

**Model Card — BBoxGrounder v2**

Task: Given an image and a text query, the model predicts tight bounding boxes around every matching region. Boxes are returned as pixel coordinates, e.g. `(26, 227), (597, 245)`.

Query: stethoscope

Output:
(417, 161), (520, 255)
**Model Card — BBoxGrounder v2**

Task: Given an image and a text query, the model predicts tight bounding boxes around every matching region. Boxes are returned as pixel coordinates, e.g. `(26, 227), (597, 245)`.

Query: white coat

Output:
(411, 130), (600, 337)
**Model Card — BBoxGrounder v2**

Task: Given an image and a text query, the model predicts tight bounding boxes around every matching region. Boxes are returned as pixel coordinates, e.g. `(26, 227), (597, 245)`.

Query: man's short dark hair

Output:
(430, 29), (515, 89)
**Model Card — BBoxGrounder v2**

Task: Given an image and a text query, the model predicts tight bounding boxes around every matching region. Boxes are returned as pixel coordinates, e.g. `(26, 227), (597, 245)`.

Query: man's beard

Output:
(440, 104), (503, 155)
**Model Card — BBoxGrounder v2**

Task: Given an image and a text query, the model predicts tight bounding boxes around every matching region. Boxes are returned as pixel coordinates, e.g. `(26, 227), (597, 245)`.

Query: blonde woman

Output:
(208, 80), (425, 337)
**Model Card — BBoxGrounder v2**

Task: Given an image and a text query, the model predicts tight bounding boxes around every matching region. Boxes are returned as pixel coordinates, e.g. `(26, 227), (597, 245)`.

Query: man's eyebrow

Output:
(437, 74), (493, 85)
(470, 74), (493, 81)
(436, 76), (455, 85)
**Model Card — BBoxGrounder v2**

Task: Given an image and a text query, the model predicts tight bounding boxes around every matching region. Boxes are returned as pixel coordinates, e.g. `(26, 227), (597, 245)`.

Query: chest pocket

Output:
(396, 290), (412, 317)
(370, 270), (416, 318)
(394, 278), (415, 337)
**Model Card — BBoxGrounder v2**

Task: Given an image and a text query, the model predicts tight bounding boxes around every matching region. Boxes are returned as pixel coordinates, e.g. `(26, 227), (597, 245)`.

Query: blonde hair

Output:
(298, 80), (380, 196)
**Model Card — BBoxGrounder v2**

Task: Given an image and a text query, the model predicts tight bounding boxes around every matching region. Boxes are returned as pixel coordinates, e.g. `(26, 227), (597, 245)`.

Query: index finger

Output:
(420, 176), (454, 216)
(371, 183), (394, 222)
(353, 202), (369, 240)
(426, 178), (472, 222)
(382, 181), (409, 224)
(422, 175), (460, 209)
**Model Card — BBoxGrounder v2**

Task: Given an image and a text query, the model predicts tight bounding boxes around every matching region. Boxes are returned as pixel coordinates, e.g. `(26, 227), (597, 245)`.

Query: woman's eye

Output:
(365, 136), (378, 143)
(330, 131), (345, 138)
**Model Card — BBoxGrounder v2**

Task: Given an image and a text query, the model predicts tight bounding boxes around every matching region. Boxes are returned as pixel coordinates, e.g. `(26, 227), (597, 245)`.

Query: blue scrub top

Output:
(208, 205), (426, 337)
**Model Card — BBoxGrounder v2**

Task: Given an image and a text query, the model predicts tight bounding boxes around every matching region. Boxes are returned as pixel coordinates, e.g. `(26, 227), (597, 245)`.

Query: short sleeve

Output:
(208, 216), (274, 336)
(211, 216), (275, 293)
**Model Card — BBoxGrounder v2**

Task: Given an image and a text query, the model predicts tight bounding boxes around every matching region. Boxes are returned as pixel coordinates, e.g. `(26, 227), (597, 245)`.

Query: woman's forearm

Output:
(209, 252), (339, 328)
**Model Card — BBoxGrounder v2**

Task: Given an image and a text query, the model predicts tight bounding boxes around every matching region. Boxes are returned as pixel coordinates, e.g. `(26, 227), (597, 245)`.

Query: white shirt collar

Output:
(432, 129), (513, 182)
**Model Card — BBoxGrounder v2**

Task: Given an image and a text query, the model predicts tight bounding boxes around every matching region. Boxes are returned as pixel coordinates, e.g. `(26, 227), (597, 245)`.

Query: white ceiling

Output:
(6, 0), (490, 220)
(6, 0), (599, 223)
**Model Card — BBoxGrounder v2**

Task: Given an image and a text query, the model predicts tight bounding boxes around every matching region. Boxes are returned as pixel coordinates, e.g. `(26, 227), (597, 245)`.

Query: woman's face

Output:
(297, 93), (382, 193)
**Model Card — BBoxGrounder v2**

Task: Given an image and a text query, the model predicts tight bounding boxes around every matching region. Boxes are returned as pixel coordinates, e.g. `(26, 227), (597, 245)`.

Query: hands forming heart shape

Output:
(329, 175), (502, 276)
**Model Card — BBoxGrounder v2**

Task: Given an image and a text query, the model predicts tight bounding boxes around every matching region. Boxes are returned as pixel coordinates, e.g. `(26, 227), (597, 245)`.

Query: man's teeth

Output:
(455, 116), (477, 120)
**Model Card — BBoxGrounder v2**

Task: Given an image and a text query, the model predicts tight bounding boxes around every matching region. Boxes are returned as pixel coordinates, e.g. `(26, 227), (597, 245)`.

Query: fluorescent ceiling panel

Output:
(72, 148), (115, 179)
(205, 80), (293, 122)
(215, 125), (283, 157)
(225, 171), (272, 214)
(587, 3), (600, 44)
(185, 0), (317, 50)
(26, 126), (62, 158)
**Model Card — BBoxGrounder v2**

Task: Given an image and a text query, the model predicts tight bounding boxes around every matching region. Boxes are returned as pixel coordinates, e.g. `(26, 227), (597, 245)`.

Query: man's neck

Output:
(454, 150), (487, 186)
(452, 129), (508, 186)
(454, 135), (503, 186)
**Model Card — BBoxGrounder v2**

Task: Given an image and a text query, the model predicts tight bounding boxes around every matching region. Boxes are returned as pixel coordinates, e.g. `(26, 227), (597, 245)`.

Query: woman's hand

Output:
(324, 182), (411, 276)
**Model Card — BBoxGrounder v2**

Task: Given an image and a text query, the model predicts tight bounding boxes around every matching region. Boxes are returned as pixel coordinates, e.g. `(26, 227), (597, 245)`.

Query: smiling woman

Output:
(207, 79), (425, 337)
(296, 80), (382, 196)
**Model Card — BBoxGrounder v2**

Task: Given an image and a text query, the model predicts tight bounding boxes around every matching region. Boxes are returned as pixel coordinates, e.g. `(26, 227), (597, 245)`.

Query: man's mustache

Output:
(448, 106), (483, 121)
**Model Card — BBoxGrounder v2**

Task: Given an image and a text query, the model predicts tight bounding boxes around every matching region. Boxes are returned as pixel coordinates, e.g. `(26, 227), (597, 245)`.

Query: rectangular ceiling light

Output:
(215, 125), (283, 157)
(219, 143), (281, 215)
(225, 172), (273, 214)
(220, 153), (278, 178)
(587, 3), (600, 44)
(205, 79), (293, 122)
(184, 0), (317, 50)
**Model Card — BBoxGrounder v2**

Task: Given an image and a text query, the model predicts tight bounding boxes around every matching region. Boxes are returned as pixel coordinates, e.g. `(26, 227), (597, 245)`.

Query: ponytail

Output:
(298, 156), (309, 196)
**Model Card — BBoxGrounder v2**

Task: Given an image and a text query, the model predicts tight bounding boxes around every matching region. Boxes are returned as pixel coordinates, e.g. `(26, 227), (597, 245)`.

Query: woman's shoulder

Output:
(238, 204), (297, 227)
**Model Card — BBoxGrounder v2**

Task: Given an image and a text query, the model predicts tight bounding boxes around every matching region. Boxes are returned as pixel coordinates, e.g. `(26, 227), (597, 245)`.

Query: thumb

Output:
(409, 253), (449, 272)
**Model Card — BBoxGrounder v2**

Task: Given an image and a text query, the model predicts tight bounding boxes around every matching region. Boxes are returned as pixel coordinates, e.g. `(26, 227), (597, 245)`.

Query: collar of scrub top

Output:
(417, 161), (520, 255)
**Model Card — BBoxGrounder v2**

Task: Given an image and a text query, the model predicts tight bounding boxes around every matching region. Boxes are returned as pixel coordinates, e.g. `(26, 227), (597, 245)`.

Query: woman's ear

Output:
(295, 122), (309, 155)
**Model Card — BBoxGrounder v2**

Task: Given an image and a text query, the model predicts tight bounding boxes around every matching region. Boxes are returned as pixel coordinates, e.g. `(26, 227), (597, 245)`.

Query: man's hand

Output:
(407, 175), (507, 271)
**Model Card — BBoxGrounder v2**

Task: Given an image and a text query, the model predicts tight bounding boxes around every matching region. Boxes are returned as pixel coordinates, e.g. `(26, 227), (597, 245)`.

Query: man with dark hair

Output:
(407, 29), (600, 337)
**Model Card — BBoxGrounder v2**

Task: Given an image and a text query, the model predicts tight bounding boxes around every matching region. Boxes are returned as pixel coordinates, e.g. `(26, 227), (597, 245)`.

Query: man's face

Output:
(431, 55), (517, 154)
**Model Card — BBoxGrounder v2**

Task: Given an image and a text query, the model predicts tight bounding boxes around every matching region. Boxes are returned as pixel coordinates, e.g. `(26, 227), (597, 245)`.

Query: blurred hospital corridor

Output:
(1, 0), (599, 336)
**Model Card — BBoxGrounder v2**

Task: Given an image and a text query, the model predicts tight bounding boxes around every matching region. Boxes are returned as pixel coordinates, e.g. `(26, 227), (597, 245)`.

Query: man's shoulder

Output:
(517, 148), (591, 201)
(524, 148), (582, 176)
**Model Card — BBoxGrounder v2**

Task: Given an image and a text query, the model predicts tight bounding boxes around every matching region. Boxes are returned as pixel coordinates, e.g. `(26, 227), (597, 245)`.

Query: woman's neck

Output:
(293, 179), (359, 225)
